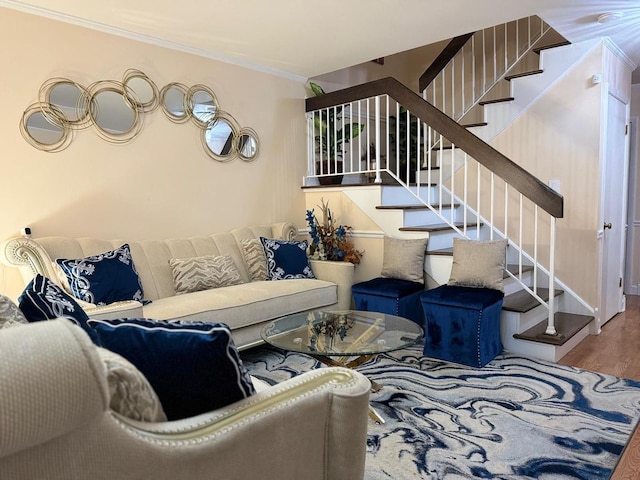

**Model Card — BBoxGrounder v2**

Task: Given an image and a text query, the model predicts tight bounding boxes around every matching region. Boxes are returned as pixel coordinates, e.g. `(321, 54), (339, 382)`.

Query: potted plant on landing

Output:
(309, 82), (364, 185)
(389, 106), (421, 184)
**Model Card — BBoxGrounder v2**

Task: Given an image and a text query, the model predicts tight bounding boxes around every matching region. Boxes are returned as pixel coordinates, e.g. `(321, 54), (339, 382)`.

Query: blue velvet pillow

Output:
(56, 244), (144, 306)
(260, 237), (315, 280)
(88, 318), (255, 420)
(18, 274), (98, 343)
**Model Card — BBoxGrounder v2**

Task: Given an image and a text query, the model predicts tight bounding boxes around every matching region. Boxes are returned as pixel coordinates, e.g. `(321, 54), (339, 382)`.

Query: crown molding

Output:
(602, 36), (637, 71)
(0, 0), (308, 83)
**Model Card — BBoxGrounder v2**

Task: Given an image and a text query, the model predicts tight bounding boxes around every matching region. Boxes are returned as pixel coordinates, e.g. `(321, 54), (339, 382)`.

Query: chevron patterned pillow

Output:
(240, 238), (268, 281)
(169, 254), (243, 295)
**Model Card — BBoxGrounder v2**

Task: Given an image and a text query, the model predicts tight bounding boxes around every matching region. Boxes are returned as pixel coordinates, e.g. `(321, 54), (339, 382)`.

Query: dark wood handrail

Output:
(305, 77), (563, 218)
(419, 33), (473, 92)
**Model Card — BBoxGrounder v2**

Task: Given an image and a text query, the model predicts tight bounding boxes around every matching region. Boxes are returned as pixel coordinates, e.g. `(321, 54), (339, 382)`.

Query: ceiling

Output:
(1, 0), (639, 81)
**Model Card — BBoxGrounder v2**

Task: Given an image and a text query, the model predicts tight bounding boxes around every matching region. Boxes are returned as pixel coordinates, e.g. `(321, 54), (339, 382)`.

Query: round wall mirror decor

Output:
(21, 69), (259, 160)
(38, 78), (92, 129)
(160, 82), (190, 124)
(123, 69), (159, 113)
(237, 127), (260, 162)
(87, 80), (142, 144)
(201, 111), (239, 162)
(20, 103), (72, 153)
(186, 84), (218, 128)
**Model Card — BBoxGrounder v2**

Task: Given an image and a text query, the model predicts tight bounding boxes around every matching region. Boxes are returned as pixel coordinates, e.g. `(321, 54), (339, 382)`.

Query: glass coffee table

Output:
(261, 309), (424, 424)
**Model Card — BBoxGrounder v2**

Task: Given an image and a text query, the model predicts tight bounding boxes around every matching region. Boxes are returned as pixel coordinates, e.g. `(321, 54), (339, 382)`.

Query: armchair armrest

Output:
(0, 319), (371, 480)
(309, 259), (355, 310)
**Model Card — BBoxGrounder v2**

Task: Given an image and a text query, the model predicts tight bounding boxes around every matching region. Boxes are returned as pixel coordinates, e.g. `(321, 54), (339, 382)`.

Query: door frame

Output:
(624, 116), (638, 295)
(596, 83), (631, 330)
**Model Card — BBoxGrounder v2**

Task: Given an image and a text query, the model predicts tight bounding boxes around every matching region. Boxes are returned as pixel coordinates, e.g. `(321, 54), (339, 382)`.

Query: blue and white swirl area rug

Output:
(241, 345), (640, 479)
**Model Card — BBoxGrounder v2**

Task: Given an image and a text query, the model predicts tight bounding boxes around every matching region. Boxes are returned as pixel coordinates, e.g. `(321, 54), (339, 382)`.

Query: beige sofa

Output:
(0, 222), (355, 349)
(0, 318), (370, 480)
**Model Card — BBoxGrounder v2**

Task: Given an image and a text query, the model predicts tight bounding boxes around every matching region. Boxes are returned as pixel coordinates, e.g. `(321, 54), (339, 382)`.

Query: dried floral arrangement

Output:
(306, 198), (364, 264)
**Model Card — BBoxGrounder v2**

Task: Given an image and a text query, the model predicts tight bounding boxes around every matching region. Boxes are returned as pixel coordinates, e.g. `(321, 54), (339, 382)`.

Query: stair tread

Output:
(504, 264), (534, 278)
(504, 69), (543, 81)
(399, 222), (481, 233)
(533, 41), (571, 54)
(376, 203), (460, 210)
(502, 288), (564, 313)
(427, 247), (453, 256)
(513, 312), (593, 346)
(462, 122), (488, 128)
(479, 97), (515, 106)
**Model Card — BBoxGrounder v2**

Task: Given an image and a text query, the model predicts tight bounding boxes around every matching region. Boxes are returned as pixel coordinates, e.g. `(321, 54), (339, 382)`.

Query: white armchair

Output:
(0, 319), (371, 480)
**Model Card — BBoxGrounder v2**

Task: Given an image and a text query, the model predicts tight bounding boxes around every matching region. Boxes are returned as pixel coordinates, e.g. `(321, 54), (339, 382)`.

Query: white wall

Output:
(0, 8), (309, 298)
(626, 85), (640, 294)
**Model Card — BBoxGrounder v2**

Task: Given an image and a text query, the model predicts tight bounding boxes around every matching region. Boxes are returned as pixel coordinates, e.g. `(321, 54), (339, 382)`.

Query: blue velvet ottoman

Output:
(351, 277), (424, 325)
(420, 285), (504, 367)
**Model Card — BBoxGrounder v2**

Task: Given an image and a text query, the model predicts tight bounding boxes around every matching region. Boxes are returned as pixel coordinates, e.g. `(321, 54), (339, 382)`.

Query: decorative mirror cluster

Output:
(20, 69), (259, 162)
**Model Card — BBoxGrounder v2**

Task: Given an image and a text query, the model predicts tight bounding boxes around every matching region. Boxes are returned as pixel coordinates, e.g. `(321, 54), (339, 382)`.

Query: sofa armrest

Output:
(0, 236), (58, 284)
(271, 222), (298, 241)
(81, 300), (144, 320)
(309, 259), (355, 310)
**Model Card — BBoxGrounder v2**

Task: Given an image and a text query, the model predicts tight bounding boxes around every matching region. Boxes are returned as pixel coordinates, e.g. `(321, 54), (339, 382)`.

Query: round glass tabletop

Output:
(261, 310), (424, 356)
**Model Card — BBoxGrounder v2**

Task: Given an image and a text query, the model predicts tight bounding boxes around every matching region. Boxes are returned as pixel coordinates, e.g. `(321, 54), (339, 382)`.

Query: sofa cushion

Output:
(142, 279), (337, 329)
(18, 274), (99, 343)
(56, 244), (144, 305)
(380, 236), (429, 284)
(448, 238), (507, 292)
(240, 238), (268, 281)
(88, 318), (255, 420)
(260, 238), (315, 281)
(96, 346), (167, 422)
(169, 254), (243, 295)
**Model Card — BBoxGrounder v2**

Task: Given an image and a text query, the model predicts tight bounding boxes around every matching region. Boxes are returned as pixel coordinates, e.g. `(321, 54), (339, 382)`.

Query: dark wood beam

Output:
(305, 77), (563, 218)
(419, 33), (474, 92)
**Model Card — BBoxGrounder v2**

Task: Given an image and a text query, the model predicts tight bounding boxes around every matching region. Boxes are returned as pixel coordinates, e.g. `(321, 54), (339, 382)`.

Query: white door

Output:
(599, 91), (629, 326)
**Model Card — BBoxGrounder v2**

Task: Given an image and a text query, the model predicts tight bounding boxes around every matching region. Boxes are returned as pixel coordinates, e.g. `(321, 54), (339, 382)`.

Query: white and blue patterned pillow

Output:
(18, 274), (98, 343)
(56, 244), (144, 305)
(259, 237), (315, 281)
(88, 318), (255, 420)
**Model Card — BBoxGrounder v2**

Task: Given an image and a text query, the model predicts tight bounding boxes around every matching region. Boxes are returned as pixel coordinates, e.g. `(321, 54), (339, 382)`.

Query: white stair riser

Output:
(404, 208), (455, 226)
(381, 185), (454, 206)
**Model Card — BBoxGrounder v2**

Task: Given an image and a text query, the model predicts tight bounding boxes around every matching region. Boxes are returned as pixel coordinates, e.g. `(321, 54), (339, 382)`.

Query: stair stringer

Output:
(472, 38), (600, 144)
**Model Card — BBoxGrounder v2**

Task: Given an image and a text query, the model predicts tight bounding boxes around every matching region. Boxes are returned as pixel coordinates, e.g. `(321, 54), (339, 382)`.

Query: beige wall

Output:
(491, 43), (632, 308)
(0, 8), (309, 297)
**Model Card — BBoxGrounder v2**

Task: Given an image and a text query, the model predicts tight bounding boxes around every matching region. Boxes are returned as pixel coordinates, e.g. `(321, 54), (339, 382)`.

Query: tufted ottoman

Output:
(420, 285), (503, 367)
(352, 277), (424, 325)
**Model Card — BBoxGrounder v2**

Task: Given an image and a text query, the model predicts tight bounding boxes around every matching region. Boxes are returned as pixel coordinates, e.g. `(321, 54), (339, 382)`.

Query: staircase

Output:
(303, 16), (597, 363)
(331, 182), (593, 363)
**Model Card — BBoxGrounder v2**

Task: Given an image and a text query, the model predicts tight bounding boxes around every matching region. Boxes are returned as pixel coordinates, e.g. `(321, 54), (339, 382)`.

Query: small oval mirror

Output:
(202, 112), (238, 162)
(160, 83), (189, 123)
(237, 127), (259, 162)
(187, 85), (218, 127)
(20, 104), (71, 152)
(123, 70), (159, 112)
(26, 111), (65, 143)
(40, 79), (91, 128)
(91, 89), (136, 135)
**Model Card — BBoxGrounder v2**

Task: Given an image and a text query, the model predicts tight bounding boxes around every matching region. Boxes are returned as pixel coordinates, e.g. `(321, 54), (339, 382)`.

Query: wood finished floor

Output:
(558, 295), (640, 479)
